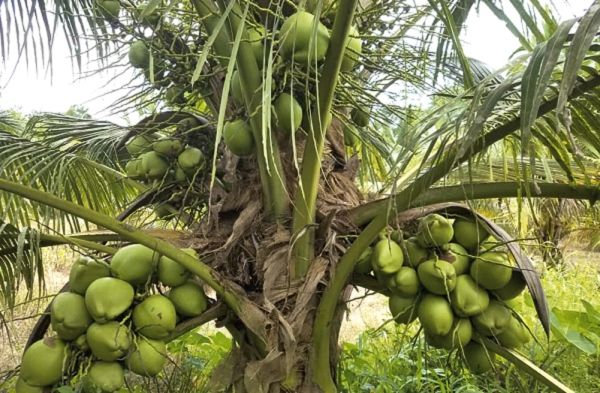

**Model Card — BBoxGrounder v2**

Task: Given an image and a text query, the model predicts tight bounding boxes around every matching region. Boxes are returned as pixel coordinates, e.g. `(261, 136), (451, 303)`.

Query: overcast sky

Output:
(0, 1), (591, 125)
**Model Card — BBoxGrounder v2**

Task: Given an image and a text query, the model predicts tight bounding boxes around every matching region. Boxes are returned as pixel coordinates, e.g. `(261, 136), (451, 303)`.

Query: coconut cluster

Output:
(17, 245), (208, 393)
(124, 127), (206, 189)
(356, 213), (531, 374)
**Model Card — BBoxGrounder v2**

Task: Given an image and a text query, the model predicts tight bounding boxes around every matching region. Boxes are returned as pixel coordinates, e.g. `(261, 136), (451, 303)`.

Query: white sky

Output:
(0, 1), (591, 125)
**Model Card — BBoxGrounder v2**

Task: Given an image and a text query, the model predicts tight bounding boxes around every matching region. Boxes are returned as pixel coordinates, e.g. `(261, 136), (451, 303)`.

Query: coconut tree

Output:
(1, 0), (600, 392)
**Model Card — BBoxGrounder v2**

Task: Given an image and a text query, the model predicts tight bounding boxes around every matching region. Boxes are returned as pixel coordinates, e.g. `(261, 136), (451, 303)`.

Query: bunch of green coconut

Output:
(124, 133), (205, 185)
(16, 245), (208, 393)
(221, 9), (363, 157)
(355, 213), (531, 374)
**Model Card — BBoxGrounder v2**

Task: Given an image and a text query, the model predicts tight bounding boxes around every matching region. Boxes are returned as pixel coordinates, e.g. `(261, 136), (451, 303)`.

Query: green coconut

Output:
(470, 251), (512, 290)
(230, 70), (244, 104)
(417, 259), (457, 295)
(68, 256), (110, 295)
(418, 294), (454, 336)
(341, 25), (362, 71)
(496, 316), (530, 348)
(132, 295), (177, 339)
(126, 134), (155, 156)
(136, 4), (161, 26)
(139, 151), (170, 179)
(165, 86), (186, 105)
(129, 41), (150, 69)
(417, 214), (454, 248)
(51, 292), (92, 341)
(174, 165), (189, 182)
(471, 300), (511, 336)
(223, 119), (255, 156)
(479, 236), (501, 252)
(74, 334), (89, 352)
(87, 322), (132, 361)
(15, 378), (47, 393)
(20, 337), (68, 387)
(274, 93), (303, 135)
(438, 243), (471, 275)
(387, 266), (420, 297)
(280, 11), (330, 65)
(402, 237), (429, 268)
(126, 337), (167, 377)
(157, 248), (196, 287)
(153, 138), (183, 157)
(453, 218), (488, 250)
(388, 294), (419, 324)
(83, 362), (124, 393)
(426, 318), (472, 350)
(96, 0), (120, 21)
(125, 159), (145, 180)
(351, 107), (370, 128)
(462, 342), (495, 374)
(248, 26), (265, 65)
(450, 275), (490, 317)
(110, 244), (160, 286)
(493, 270), (527, 300)
(85, 277), (135, 323)
(371, 238), (404, 275)
(343, 125), (359, 148)
(353, 246), (373, 275)
(168, 281), (208, 317)
(177, 146), (205, 173)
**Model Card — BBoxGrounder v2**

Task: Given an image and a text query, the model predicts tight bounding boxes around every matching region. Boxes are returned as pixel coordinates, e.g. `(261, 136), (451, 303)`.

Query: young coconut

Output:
(351, 107), (370, 128)
(462, 342), (495, 374)
(425, 318), (472, 350)
(110, 244), (160, 286)
(126, 337), (168, 377)
(493, 269), (527, 300)
(416, 214), (454, 248)
(470, 251), (512, 290)
(471, 300), (511, 336)
(95, 0), (120, 22)
(387, 266), (420, 297)
(371, 238), (404, 275)
(341, 25), (362, 72)
(20, 337), (68, 387)
(274, 93), (303, 135)
(388, 294), (419, 324)
(496, 316), (530, 348)
(74, 334), (89, 352)
(125, 159), (145, 180)
(450, 275), (490, 317)
(353, 246), (373, 275)
(223, 119), (255, 156)
(230, 70), (244, 104)
(418, 294), (454, 336)
(85, 277), (134, 323)
(132, 295), (177, 339)
(126, 134), (155, 156)
(168, 281), (208, 317)
(152, 138), (183, 157)
(453, 218), (488, 250)
(401, 237), (429, 268)
(50, 292), (92, 341)
(437, 243), (471, 275)
(157, 248), (196, 287)
(83, 362), (125, 393)
(87, 322), (132, 361)
(417, 259), (457, 295)
(15, 378), (48, 393)
(68, 256), (110, 295)
(129, 41), (150, 69)
(177, 146), (205, 173)
(139, 151), (170, 180)
(279, 11), (330, 65)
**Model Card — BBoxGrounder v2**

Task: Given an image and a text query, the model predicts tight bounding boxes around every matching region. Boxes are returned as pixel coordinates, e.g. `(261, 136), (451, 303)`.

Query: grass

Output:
(0, 247), (598, 392)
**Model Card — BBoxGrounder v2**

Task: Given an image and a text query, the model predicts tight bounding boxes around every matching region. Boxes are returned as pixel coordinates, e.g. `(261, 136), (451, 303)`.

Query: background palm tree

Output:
(1, 0), (600, 391)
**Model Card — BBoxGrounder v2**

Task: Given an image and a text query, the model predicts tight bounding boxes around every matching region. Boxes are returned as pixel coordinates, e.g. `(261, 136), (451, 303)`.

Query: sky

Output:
(0, 1), (591, 125)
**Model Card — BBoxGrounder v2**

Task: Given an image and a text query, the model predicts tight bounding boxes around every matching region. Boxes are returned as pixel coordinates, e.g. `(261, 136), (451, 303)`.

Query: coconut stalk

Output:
(191, 0), (288, 219)
(292, 0), (360, 277)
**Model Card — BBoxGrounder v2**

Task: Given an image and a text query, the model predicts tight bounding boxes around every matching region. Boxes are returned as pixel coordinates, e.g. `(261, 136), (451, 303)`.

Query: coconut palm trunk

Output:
(2, 1), (600, 392)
